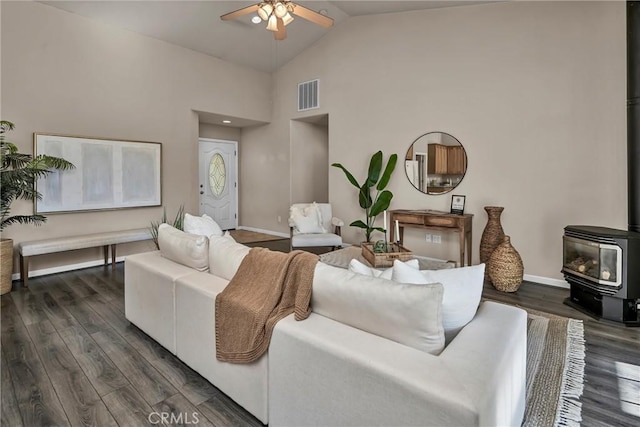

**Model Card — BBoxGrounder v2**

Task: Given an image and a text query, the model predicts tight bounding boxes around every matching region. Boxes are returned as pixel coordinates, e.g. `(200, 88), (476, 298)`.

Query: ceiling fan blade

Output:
(220, 4), (259, 21)
(291, 3), (334, 28)
(275, 17), (287, 40)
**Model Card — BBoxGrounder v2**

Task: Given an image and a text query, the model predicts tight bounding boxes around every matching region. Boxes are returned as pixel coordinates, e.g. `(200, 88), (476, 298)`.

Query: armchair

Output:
(289, 203), (343, 252)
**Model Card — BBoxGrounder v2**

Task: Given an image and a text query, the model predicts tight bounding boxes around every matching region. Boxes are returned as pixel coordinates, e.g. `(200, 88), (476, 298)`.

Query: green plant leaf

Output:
(150, 222), (161, 249)
(173, 205), (185, 230)
(358, 185), (372, 209)
(366, 151), (383, 188)
(33, 155), (74, 171)
(1, 214), (46, 229)
(331, 163), (361, 189)
(0, 121), (15, 134)
(349, 220), (368, 229)
(370, 190), (393, 217)
(376, 153), (398, 191)
(0, 120), (75, 232)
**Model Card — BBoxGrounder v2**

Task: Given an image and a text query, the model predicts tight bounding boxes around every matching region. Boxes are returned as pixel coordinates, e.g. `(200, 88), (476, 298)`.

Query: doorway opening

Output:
(290, 114), (329, 204)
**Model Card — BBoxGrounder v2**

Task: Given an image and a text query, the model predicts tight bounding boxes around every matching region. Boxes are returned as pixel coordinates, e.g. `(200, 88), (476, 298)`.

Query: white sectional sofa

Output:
(125, 227), (527, 426)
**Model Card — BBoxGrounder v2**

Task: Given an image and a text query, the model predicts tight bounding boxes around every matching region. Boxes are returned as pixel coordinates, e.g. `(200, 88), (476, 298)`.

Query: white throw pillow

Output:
(348, 258), (419, 280)
(183, 213), (223, 237)
(290, 203), (325, 234)
(208, 233), (250, 280)
(158, 223), (209, 271)
(392, 261), (485, 343)
(312, 263), (445, 355)
(292, 214), (324, 234)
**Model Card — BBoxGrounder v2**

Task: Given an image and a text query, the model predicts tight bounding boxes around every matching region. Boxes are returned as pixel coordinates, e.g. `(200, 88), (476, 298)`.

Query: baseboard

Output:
(237, 226), (289, 238)
(413, 254), (451, 263)
(524, 274), (570, 289)
(11, 256), (127, 281)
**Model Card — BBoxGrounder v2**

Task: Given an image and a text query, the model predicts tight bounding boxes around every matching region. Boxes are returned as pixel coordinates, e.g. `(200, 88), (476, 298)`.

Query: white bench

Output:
(18, 228), (151, 287)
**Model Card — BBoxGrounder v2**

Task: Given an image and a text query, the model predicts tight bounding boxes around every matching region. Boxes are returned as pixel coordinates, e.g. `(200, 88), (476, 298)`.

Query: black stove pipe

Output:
(629, 1), (640, 232)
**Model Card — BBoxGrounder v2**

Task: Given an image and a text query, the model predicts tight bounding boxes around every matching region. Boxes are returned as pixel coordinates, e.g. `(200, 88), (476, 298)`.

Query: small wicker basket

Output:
(1, 238), (14, 295)
(487, 235), (523, 292)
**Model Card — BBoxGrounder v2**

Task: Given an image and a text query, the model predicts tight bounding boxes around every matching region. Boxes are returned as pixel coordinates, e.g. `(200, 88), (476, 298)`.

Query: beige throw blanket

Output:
(215, 248), (319, 363)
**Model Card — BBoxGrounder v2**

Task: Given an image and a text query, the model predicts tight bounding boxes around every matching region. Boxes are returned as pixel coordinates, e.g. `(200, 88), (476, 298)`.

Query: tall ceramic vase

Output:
(480, 206), (505, 277)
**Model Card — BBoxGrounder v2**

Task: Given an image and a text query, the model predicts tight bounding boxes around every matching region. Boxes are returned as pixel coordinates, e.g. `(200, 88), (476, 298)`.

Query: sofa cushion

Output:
(158, 224), (209, 271)
(125, 251), (195, 354)
(348, 258), (419, 280)
(312, 263), (445, 355)
(392, 261), (485, 342)
(209, 233), (250, 281)
(174, 272), (269, 423)
(183, 213), (223, 237)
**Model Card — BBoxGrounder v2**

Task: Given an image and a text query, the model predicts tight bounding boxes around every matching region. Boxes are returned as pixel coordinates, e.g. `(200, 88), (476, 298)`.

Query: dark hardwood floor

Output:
(483, 282), (640, 426)
(1, 240), (639, 426)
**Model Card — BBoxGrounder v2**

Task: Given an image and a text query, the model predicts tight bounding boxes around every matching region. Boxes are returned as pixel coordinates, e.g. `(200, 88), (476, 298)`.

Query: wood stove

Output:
(565, 3), (640, 325)
(563, 226), (640, 325)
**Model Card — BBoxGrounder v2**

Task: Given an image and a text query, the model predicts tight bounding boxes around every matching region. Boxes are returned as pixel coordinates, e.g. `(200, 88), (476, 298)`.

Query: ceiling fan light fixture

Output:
(220, 0), (334, 41)
(266, 14), (279, 31)
(257, 3), (273, 21)
(282, 12), (294, 26)
(274, 2), (287, 18)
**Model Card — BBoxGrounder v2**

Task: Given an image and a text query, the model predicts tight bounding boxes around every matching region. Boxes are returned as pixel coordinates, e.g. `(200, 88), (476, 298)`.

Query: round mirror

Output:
(404, 132), (467, 195)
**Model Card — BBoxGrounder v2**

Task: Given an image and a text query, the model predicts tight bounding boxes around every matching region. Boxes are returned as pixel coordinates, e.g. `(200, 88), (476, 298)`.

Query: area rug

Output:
(524, 309), (585, 427)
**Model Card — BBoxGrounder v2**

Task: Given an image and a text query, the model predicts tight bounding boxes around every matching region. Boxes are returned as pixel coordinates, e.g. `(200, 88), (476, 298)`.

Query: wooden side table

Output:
(389, 210), (473, 267)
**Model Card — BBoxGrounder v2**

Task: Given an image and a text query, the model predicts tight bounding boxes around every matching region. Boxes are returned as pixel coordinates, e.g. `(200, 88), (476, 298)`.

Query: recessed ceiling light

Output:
(222, 120), (231, 124)
(251, 15), (262, 24)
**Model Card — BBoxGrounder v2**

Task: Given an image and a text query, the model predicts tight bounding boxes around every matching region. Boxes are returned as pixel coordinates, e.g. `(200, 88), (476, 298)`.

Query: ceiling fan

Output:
(221, 1), (334, 40)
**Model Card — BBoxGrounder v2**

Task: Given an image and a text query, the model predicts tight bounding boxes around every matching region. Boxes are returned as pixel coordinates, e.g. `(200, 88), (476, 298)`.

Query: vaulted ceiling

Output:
(41, 1), (496, 73)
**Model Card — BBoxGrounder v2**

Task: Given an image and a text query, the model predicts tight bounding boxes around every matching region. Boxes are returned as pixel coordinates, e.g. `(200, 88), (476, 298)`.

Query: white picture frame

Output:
(34, 133), (162, 214)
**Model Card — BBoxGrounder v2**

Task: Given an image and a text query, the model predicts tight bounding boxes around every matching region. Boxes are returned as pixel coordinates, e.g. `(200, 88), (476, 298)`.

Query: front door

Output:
(198, 139), (237, 230)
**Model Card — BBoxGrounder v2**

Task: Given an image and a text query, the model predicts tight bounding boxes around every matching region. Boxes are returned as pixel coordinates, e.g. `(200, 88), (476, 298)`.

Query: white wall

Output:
(241, 1), (626, 281)
(1, 1), (270, 273)
(199, 123), (241, 142)
(2, 1), (627, 283)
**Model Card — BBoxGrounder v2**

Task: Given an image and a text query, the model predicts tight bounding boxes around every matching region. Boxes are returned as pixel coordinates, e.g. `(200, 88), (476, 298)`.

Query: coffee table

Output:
(320, 246), (455, 270)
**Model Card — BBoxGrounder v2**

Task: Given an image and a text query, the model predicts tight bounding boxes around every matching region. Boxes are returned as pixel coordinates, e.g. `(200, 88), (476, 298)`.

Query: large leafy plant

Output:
(332, 151), (398, 242)
(1, 121), (74, 232)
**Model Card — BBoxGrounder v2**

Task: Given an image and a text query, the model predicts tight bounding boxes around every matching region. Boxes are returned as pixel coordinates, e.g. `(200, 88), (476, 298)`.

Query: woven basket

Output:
(361, 243), (412, 268)
(487, 235), (523, 292)
(1, 238), (14, 295)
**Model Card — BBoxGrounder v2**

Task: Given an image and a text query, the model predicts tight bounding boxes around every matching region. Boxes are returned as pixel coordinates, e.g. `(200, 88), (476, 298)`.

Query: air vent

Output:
(298, 79), (319, 111)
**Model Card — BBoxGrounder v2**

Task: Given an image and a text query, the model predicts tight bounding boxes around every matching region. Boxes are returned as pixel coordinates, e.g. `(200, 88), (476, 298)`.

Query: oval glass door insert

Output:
(209, 153), (226, 196)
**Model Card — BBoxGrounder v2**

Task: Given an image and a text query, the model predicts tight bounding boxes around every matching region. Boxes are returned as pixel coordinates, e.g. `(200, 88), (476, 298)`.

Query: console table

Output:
(389, 210), (473, 267)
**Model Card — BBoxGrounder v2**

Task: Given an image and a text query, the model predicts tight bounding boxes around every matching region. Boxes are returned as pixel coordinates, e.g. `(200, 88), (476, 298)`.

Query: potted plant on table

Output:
(332, 150), (398, 243)
(0, 120), (74, 294)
